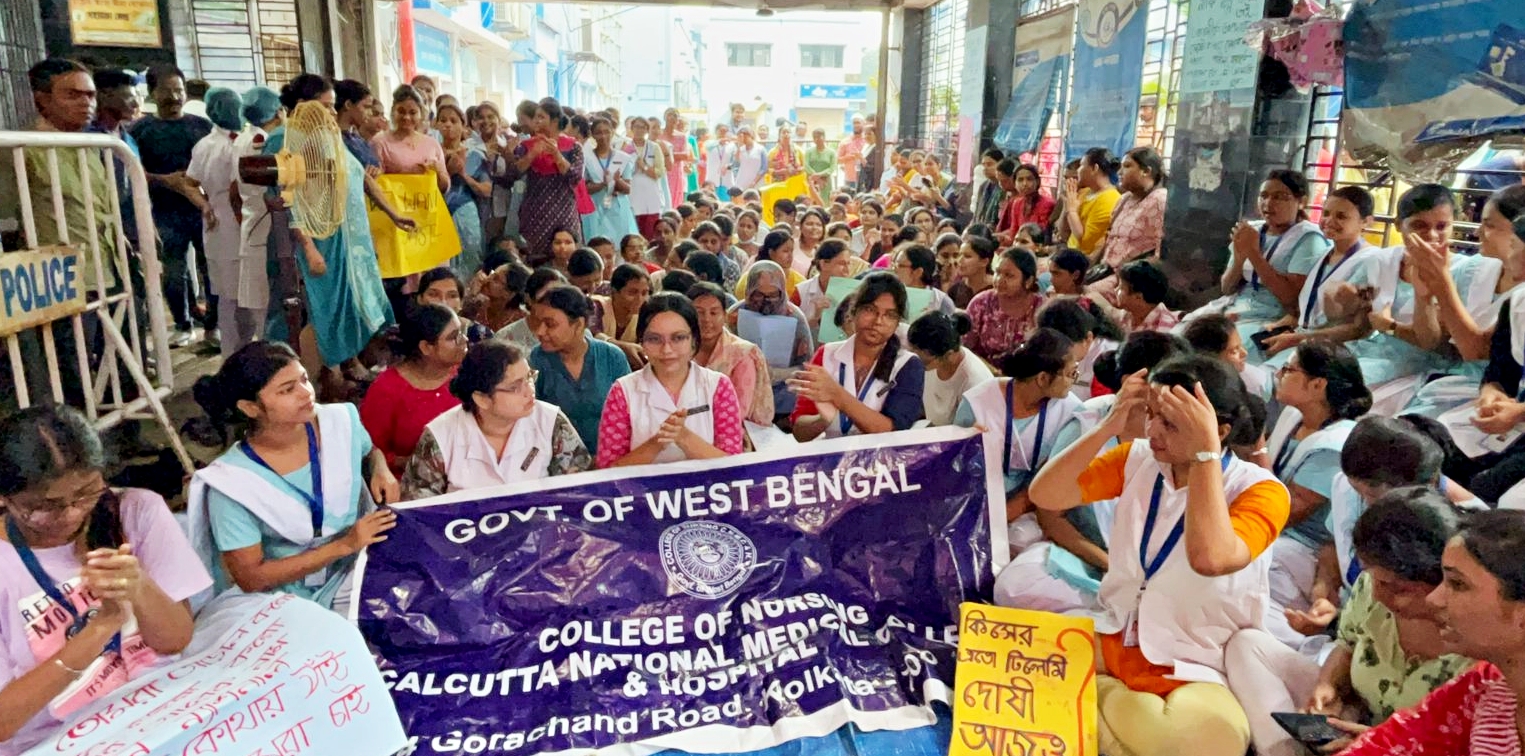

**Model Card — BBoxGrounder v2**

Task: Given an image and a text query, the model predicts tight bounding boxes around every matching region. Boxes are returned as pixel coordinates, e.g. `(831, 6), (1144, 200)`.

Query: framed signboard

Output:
(69, 0), (163, 48)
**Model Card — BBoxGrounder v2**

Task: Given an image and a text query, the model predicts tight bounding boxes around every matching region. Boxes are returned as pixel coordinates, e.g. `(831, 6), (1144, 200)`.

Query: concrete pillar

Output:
(966, 0), (1020, 152)
(897, 7), (925, 148)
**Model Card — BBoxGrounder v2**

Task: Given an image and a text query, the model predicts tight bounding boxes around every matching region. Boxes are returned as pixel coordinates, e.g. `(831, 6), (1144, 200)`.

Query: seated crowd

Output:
(7, 58), (1525, 756)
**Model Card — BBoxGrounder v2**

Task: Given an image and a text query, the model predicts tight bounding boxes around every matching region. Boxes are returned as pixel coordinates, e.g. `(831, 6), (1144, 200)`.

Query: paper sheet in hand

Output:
(816, 276), (865, 344)
(1439, 401), (1521, 458)
(738, 308), (799, 368)
(904, 287), (935, 319)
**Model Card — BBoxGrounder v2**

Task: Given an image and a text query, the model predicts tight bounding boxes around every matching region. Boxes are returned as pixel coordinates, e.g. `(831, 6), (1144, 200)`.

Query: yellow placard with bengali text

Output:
(760, 174), (811, 226)
(950, 603), (1097, 756)
(68, 0), (162, 47)
(0, 246), (88, 337)
(368, 172), (461, 279)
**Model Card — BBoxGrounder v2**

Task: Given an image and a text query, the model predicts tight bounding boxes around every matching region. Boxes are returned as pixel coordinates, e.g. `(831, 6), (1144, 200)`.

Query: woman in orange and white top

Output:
(1029, 354), (1290, 756)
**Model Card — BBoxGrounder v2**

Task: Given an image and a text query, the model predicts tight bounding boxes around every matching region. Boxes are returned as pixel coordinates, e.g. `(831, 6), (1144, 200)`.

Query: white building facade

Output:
(367, 2), (624, 113)
(613, 6), (704, 121)
(689, 9), (880, 136)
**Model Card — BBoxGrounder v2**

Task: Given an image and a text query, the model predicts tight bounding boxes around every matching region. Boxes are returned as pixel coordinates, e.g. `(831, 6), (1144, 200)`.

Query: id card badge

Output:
(1122, 610), (1140, 647)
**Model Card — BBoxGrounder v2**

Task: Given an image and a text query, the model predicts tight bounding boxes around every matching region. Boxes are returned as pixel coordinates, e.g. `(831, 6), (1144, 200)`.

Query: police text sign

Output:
(0, 246), (86, 337)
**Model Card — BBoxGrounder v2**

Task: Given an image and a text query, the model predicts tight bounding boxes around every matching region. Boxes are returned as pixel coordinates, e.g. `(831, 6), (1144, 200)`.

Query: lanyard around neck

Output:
(837, 360), (882, 434)
(6, 516), (122, 655)
(240, 422), (325, 537)
(1300, 241), (1362, 328)
(1250, 226), (1291, 291)
(1003, 379), (1050, 477)
(1141, 453), (1233, 582)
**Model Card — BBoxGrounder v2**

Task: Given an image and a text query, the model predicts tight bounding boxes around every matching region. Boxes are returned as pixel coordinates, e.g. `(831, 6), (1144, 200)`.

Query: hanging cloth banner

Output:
(995, 6), (1077, 156)
(353, 428), (1005, 756)
(368, 171), (461, 278)
(1343, 0), (1525, 176)
(1065, 0), (1150, 161)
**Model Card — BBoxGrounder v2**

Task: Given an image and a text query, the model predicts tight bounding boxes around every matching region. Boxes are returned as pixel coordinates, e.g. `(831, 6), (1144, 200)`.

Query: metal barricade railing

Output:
(0, 131), (193, 472)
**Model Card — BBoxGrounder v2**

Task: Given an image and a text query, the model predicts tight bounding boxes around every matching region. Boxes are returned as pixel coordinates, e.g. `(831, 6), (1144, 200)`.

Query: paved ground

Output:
(105, 336), (225, 508)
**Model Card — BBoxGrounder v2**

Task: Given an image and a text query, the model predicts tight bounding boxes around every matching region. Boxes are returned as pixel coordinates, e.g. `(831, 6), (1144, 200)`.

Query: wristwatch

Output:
(1193, 450), (1223, 463)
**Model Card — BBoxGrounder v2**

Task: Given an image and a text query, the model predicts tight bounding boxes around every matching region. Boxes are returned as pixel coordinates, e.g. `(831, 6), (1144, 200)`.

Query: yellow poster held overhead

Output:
(760, 173), (811, 225)
(950, 603), (1097, 756)
(368, 171), (460, 278)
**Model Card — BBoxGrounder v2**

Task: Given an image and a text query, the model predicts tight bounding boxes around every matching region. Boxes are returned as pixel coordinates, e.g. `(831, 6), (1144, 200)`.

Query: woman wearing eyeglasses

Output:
(596, 292), (746, 468)
(1260, 340), (1371, 652)
(401, 340), (590, 499)
(731, 261), (816, 420)
(789, 272), (925, 442)
(359, 303), (469, 477)
(0, 405), (209, 752)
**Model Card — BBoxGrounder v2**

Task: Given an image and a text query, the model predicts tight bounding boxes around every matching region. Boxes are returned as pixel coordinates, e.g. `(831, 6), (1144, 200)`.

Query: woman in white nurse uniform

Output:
(1030, 355), (1290, 756)
(402, 340), (592, 499)
(596, 292), (746, 467)
(788, 272), (925, 441)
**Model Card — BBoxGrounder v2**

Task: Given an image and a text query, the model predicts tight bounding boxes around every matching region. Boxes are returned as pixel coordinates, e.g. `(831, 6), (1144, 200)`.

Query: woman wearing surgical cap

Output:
(187, 87), (248, 356)
(222, 86), (283, 356)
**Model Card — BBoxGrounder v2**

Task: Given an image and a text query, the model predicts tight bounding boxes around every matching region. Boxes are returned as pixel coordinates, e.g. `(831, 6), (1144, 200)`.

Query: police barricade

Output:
(353, 427), (1007, 756)
(0, 131), (191, 470)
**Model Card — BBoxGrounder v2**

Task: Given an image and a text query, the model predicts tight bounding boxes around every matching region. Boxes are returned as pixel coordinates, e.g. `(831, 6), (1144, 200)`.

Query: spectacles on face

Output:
(748, 291), (784, 308)
(856, 305), (901, 324)
(641, 331), (693, 349)
(1276, 363), (1307, 378)
(493, 368), (540, 396)
(7, 485), (108, 527)
(439, 328), (468, 345)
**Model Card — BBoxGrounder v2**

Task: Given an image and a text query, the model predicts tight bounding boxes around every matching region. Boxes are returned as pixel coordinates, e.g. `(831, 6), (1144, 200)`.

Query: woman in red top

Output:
(360, 303), (467, 475)
(1339, 509), (1525, 756)
(996, 161), (1056, 245)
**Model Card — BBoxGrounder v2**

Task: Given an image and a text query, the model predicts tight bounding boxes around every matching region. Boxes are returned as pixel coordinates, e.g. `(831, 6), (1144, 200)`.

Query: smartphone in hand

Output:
(1271, 712), (1344, 748)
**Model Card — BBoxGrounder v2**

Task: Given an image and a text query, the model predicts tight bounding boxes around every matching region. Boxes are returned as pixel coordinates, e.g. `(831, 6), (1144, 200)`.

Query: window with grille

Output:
(1139, 0), (1187, 172)
(1012, 0), (1188, 193)
(1296, 0), (1519, 254)
(799, 44), (845, 69)
(186, 0), (302, 90)
(1020, 0), (1075, 194)
(1298, 84), (1518, 254)
(726, 43), (772, 67)
(915, 0), (967, 164)
(0, 0), (44, 130)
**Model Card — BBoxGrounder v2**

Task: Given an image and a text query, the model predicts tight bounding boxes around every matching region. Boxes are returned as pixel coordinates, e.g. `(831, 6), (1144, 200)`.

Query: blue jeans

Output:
(158, 213), (213, 331)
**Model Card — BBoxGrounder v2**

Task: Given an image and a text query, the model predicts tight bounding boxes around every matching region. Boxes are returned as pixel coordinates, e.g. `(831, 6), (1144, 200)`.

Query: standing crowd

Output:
(4, 56), (1525, 756)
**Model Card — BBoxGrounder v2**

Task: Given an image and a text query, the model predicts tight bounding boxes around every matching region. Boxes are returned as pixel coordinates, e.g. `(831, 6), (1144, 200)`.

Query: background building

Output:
(689, 8), (881, 134)
(614, 6), (703, 120)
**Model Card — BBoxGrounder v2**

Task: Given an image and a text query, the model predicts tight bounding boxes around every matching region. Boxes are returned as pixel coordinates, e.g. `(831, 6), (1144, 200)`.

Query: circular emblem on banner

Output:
(659, 521), (757, 599)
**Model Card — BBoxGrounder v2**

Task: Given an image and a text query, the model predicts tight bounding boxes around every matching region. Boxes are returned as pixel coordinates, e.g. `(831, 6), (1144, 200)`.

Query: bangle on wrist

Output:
(55, 656), (89, 677)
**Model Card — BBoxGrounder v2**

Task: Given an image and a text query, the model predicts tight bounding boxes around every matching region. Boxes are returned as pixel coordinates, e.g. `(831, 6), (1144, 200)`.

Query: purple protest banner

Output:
(352, 427), (1003, 755)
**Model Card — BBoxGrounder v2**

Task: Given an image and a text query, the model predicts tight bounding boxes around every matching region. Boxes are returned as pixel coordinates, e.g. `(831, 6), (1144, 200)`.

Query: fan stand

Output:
(237, 154), (314, 369)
